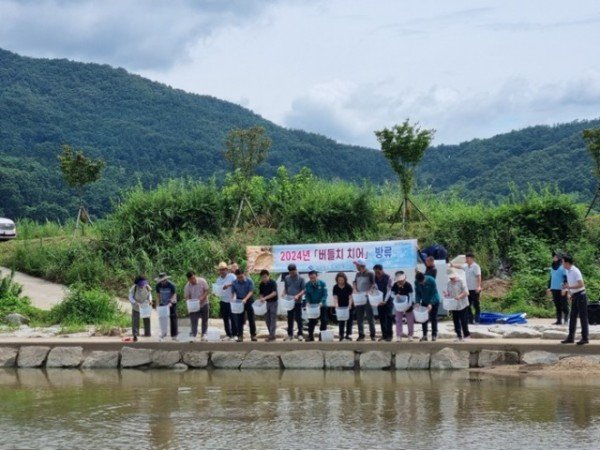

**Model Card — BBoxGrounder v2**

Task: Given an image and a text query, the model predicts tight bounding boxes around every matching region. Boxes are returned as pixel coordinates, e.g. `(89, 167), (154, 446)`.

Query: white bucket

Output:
(335, 307), (350, 321)
(231, 300), (244, 314)
(186, 299), (201, 313)
(306, 304), (321, 319)
(320, 330), (334, 342)
(139, 303), (152, 319)
(394, 295), (411, 313)
(280, 296), (296, 312)
(158, 305), (170, 318)
(301, 307), (308, 321)
(211, 283), (222, 296)
(206, 327), (220, 342)
(253, 301), (267, 316)
(413, 305), (430, 323)
(443, 297), (460, 311)
(368, 290), (383, 305)
(353, 292), (367, 306)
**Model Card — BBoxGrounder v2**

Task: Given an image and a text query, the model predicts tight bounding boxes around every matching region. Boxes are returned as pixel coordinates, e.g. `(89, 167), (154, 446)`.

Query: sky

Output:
(1, 0), (599, 148)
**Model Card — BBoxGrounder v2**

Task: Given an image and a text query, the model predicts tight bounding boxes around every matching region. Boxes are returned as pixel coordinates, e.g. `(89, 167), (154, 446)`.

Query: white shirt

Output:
(566, 266), (585, 294)
(215, 273), (236, 303)
(463, 262), (481, 291)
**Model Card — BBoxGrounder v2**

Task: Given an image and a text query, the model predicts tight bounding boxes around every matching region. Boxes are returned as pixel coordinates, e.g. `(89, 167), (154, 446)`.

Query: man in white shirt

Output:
(452, 252), (482, 324)
(215, 262), (237, 341)
(560, 255), (589, 345)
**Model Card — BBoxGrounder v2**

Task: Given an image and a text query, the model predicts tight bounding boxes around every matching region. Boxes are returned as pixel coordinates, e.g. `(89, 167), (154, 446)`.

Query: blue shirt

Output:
(549, 265), (567, 290)
(232, 277), (255, 300)
(305, 280), (328, 305)
(155, 281), (176, 307)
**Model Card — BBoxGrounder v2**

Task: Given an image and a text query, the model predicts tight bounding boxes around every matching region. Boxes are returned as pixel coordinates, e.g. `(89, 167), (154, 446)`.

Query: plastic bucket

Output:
(253, 301), (267, 316)
(138, 303), (152, 319)
(353, 292), (367, 306)
(442, 297), (460, 311)
(206, 327), (220, 342)
(335, 307), (350, 321)
(158, 305), (170, 318)
(320, 330), (334, 342)
(394, 295), (411, 313)
(301, 307), (308, 321)
(413, 305), (430, 323)
(211, 283), (222, 296)
(306, 304), (321, 319)
(231, 300), (244, 314)
(368, 290), (383, 305)
(280, 296), (296, 312)
(186, 299), (201, 313)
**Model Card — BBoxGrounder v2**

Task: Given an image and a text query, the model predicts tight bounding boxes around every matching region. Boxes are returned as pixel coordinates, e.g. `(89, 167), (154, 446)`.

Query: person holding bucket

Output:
(128, 275), (153, 342)
(283, 264), (306, 342)
(305, 270), (328, 341)
(353, 258), (376, 342)
(184, 271), (209, 342)
(215, 262), (237, 341)
(231, 269), (258, 342)
(391, 271), (414, 342)
(444, 270), (470, 342)
(333, 272), (353, 341)
(373, 264), (393, 342)
(415, 272), (440, 341)
(155, 272), (178, 342)
(258, 269), (279, 342)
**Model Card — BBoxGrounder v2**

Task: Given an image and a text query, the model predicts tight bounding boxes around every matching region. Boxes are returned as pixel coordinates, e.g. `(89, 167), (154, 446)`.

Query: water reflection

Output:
(0, 369), (599, 449)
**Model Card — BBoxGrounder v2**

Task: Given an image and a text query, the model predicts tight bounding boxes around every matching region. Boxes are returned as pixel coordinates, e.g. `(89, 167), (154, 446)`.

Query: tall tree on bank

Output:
(583, 128), (600, 217)
(58, 145), (105, 234)
(223, 126), (271, 228)
(375, 119), (435, 226)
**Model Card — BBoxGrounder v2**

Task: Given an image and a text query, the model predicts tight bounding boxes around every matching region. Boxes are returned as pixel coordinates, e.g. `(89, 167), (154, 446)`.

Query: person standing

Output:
(445, 270), (470, 342)
(353, 258), (376, 341)
(415, 272), (440, 341)
(561, 255), (589, 345)
(453, 252), (482, 324)
(391, 272), (414, 343)
(304, 271), (328, 341)
(129, 275), (153, 342)
(184, 271), (209, 342)
(231, 269), (257, 342)
(215, 262), (237, 341)
(373, 264), (393, 342)
(332, 272), (353, 341)
(155, 272), (178, 341)
(424, 256), (438, 279)
(283, 264), (306, 342)
(547, 252), (569, 325)
(258, 269), (279, 342)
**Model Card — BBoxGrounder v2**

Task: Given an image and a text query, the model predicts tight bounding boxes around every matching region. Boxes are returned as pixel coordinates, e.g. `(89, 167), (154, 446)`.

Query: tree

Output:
(375, 119), (435, 225)
(58, 145), (105, 232)
(223, 126), (271, 228)
(583, 128), (600, 217)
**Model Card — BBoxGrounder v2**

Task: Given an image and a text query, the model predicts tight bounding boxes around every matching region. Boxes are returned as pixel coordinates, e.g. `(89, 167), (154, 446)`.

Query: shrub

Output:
(48, 284), (127, 325)
(0, 273), (47, 322)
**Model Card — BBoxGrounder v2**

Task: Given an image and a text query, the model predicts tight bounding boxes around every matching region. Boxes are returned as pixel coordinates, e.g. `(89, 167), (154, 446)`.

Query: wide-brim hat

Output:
(217, 262), (228, 270)
(155, 272), (170, 282)
(447, 269), (459, 279)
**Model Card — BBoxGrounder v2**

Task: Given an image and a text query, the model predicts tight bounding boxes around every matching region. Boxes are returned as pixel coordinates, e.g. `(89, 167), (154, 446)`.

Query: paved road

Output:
(0, 266), (67, 309)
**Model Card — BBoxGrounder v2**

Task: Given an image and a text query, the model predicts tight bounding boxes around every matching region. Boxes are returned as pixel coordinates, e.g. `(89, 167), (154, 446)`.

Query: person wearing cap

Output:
(415, 272), (440, 341)
(304, 270), (328, 341)
(215, 262), (237, 341)
(283, 263), (306, 342)
(560, 255), (589, 345)
(184, 271), (210, 342)
(452, 252), (482, 324)
(129, 275), (153, 341)
(231, 268), (257, 342)
(391, 271), (414, 342)
(353, 258), (376, 341)
(547, 252), (569, 325)
(155, 272), (178, 341)
(258, 269), (279, 342)
(373, 264), (393, 342)
(445, 270), (470, 342)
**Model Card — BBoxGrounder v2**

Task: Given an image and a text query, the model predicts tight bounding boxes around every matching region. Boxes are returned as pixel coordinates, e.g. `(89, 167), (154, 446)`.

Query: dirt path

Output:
(0, 266), (67, 309)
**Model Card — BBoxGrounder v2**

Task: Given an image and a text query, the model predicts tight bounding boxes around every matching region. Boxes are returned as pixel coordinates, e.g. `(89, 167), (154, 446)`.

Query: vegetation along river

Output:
(0, 369), (598, 449)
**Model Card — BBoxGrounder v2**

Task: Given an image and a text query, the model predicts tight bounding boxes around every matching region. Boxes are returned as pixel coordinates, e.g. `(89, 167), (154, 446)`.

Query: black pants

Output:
(307, 306), (328, 340)
(220, 301), (235, 338)
(377, 300), (394, 341)
(422, 303), (439, 338)
(265, 301), (278, 339)
(452, 307), (470, 339)
(170, 311), (178, 337)
(338, 319), (351, 340)
(132, 310), (151, 337)
(467, 290), (480, 324)
(568, 292), (589, 341)
(190, 304), (209, 337)
(233, 300), (257, 339)
(551, 290), (569, 324)
(287, 302), (304, 337)
(356, 303), (376, 339)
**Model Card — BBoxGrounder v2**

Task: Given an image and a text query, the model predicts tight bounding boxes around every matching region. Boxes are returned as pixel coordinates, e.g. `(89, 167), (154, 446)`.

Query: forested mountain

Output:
(0, 48), (598, 221)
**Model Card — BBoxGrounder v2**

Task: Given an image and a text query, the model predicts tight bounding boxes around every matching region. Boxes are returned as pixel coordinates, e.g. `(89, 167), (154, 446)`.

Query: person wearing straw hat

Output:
(391, 271), (414, 343)
(155, 272), (178, 341)
(128, 275), (153, 342)
(444, 269), (471, 342)
(184, 271), (209, 342)
(415, 272), (440, 341)
(353, 258), (376, 341)
(215, 262), (237, 341)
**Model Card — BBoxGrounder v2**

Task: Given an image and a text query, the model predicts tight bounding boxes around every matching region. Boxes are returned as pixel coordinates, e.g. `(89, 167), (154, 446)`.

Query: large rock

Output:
(241, 350), (281, 369)
(4, 313), (29, 326)
(477, 349), (520, 367)
(211, 351), (246, 369)
(0, 347), (18, 367)
(46, 346), (83, 368)
(120, 347), (153, 368)
(469, 330), (502, 339)
(430, 347), (470, 369)
(359, 351), (392, 370)
(281, 350), (324, 369)
(325, 351), (356, 370)
(151, 350), (181, 368)
(502, 328), (542, 339)
(182, 351), (210, 368)
(395, 352), (430, 370)
(82, 351), (120, 369)
(542, 330), (568, 340)
(17, 346), (50, 368)
(522, 351), (559, 365)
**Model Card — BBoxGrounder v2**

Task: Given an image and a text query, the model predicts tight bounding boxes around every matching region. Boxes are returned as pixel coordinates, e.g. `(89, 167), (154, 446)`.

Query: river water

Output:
(0, 369), (599, 449)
